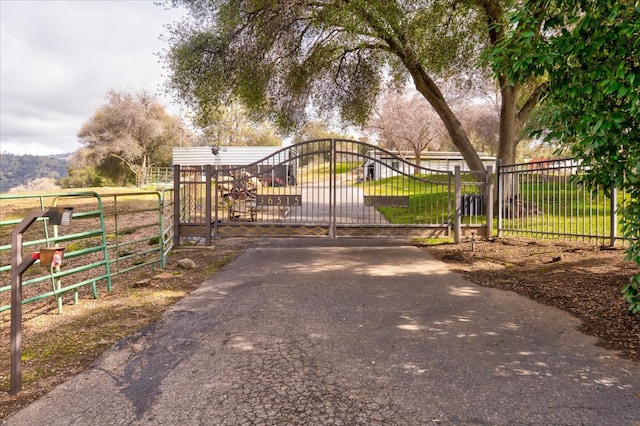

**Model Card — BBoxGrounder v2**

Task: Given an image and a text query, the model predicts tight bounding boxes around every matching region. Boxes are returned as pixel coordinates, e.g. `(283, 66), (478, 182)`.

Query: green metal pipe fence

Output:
(0, 189), (174, 315)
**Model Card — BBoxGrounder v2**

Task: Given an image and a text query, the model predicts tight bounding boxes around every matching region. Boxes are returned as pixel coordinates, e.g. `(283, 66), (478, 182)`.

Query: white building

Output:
(172, 146), (286, 167)
(172, 146), (297, 185)
(363, 150), (496, 180)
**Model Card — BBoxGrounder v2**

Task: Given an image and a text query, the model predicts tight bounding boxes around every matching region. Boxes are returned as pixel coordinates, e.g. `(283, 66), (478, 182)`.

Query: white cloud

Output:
(0, 0), (187, 155)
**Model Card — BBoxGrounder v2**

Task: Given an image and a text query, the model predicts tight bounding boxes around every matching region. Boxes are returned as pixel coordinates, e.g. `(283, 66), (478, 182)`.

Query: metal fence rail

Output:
(173, 139), (496, 243)
(454, 166), (494, 241)
(0, 190), (174, 315)
(497, 159), (625, 245)
(137, 167), (173, 188)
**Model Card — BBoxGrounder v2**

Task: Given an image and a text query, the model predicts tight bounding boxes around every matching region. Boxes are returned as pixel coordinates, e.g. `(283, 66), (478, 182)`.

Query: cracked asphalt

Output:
(4, 238), (640, 425)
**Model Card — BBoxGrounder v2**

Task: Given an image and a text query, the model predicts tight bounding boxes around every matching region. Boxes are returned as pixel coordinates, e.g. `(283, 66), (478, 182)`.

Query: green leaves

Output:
(486, 0), (640, 316)
(164, 0), (400, 130)
(622, 274), (640, 315)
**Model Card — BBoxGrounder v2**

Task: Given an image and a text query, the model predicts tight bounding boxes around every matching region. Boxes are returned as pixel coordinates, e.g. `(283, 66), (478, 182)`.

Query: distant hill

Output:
(0, 153), (70, 193)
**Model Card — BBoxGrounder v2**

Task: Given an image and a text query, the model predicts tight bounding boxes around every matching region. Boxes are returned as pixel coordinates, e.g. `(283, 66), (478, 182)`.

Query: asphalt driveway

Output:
(4, 238), (639, 425)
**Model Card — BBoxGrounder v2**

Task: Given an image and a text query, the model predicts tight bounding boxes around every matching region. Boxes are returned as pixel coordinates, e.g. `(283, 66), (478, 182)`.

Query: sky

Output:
(0, 0), (188, 156)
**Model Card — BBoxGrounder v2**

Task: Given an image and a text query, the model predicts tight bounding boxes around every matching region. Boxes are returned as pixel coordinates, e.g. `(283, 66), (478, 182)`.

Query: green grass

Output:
(358, 173), (452, 195)
(353, 174), (624, 239)
(411, 237), (454, 245)
(376, 193), (451, 224)
(358, 174), (453, 225)
(297, 161), (360, 180)
(501, 181), (625, 238)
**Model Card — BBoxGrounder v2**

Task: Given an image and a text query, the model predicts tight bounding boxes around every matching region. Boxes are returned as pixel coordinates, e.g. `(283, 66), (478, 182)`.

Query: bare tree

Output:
(367, 90), (444, 170)
(454, 102), (500, 156)
(437, 71), (501, 157)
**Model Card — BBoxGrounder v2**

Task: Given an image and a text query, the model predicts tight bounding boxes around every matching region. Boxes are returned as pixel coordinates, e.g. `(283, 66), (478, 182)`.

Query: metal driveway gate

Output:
(174, 139), (459, 244)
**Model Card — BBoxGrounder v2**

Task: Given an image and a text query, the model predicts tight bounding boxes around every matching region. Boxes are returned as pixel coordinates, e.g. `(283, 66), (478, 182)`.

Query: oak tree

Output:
(161, 0), (545, 176)
(75, 90), (184, 185)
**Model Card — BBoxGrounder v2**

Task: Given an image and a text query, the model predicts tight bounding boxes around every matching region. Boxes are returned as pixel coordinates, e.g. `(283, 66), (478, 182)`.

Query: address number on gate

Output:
(255, 195), (302, 206)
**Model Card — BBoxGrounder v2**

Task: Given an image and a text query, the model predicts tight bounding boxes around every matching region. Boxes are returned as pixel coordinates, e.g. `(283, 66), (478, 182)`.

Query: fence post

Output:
(213, 171), (219, 239)
(610, 186), (618, 247)
(496, 159), (502, 238)
(454, 166), (462, 243)
(486, 165), (494, 239)
(159, 189), (169, 268)
(173, 165), (181, 247)
(205, 164), (212, 247)
(329, 138), (337, 239)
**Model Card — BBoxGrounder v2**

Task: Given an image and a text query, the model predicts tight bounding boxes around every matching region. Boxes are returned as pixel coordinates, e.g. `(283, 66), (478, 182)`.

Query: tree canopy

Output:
(161, 0), (545, 173)
(488, 0), (639, 314)
(291, 120), (349, 144)
(198, 101), (283, 147)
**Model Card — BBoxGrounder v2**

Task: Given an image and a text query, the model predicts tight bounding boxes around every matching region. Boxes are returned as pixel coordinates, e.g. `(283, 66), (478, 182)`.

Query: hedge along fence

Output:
(0, 189), (174, 315)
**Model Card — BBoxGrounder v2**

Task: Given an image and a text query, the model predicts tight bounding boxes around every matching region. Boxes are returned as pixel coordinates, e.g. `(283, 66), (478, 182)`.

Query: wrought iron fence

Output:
(454, 166), (494, 241)
(497, 158), (626, 245)
(142, 152), (627, 245)
(172, 139), (497, 243)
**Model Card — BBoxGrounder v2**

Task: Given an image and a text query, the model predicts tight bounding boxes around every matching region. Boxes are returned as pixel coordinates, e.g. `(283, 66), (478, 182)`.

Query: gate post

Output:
(205, 164), (212, 246)
(454, 166), (462, 243)
(486, 165), (494, 239)
(329, 138), (337, 238)
(173, 164), (181, 247)
(496, 160), (503, 238)
(213, 171), (219, 239)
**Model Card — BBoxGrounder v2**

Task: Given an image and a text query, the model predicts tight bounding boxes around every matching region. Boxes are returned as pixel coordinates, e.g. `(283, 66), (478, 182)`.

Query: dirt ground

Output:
(0, 239), (251, 420)
(1, 236), (639, 420)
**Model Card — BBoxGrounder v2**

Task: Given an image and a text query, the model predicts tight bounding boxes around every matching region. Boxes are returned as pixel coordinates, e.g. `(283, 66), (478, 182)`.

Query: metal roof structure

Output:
(364, 150), (496, 172)
(172, 146), (286, 166)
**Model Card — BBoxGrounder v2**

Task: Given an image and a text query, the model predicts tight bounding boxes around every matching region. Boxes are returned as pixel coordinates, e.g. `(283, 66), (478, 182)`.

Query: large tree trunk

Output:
(497, 83), (536, 217)
(498, 84), (522, 166)
(408, 64), (487, 179)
